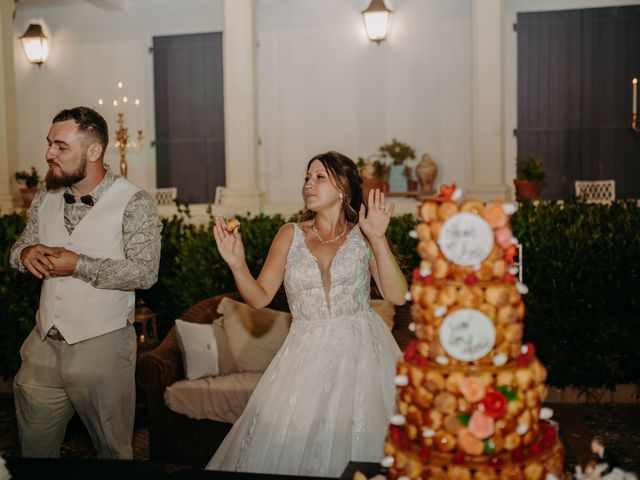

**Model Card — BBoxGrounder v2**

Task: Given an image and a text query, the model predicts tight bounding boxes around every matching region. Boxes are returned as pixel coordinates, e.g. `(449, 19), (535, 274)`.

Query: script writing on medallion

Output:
(439, 308), (496, 362)
(437, 213), (494, 266)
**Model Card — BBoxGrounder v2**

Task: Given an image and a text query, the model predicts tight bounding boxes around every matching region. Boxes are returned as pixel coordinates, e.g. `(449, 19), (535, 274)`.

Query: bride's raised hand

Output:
(358, 188), (394, 239)
(213, 215), (245, 269)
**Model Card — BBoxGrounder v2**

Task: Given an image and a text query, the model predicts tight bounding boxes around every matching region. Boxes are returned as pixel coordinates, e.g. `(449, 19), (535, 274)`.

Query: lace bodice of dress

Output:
(284, 223), (371, 321)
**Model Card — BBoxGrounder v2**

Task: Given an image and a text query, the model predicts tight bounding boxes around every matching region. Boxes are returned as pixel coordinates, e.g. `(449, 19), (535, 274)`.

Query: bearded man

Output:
(10, 107), (162, 458)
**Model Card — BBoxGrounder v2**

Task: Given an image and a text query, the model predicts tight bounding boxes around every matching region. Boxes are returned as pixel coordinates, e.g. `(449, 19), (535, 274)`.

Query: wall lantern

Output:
(19, 23), (50, 66)
(362, 0), (392, 44)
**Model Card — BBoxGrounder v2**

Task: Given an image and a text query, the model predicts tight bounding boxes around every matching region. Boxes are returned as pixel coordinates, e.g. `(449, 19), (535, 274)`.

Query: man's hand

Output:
(20, 244), (60, 279)
(48, 248), (80, 277)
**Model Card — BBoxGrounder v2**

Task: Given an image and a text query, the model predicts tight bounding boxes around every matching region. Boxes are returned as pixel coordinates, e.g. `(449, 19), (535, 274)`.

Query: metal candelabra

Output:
(115, 113), (130, 177)
(114, 112), (144, 178)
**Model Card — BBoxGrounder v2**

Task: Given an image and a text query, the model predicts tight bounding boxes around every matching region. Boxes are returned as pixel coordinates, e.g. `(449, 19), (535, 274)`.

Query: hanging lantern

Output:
(19, 23), (50, 66)
(362, 0), (392, 44)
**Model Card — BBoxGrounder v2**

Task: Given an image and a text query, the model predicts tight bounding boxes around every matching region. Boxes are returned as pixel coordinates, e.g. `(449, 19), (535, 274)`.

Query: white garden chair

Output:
(574, 180), (615, 204)
(148, 187), (177, 206)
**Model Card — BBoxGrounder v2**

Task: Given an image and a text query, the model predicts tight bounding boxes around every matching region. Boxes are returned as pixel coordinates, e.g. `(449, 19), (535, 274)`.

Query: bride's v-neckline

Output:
(297, 223), (357, 314)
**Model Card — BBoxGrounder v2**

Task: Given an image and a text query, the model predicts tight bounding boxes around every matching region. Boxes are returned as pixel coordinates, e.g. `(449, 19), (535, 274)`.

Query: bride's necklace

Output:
(311, 218), (347, 245)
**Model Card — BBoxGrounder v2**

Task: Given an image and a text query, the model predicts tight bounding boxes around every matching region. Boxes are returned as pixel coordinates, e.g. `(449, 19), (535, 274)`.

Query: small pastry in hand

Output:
(226, 218), (240, 232)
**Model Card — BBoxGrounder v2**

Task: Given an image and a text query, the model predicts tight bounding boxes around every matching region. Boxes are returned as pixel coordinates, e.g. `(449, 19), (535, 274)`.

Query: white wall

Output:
(13, 0), (222, 191)
(13, 0), (471, 211)
(11, 0), (638, 212)
(257, 0), (472, 209)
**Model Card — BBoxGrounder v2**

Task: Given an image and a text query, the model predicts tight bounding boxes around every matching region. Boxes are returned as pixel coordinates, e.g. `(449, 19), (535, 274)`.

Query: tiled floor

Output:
(0, 394), (638, 474)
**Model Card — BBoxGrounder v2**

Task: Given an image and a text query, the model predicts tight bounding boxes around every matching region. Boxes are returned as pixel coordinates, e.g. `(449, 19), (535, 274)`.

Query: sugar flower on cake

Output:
(467, 410), (495, 439)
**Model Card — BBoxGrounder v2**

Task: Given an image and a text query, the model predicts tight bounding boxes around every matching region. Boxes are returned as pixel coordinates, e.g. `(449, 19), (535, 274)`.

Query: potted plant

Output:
(15, 167), (41, 208)
(403, 165), (417, 191)
(514, 156), (545, 200)
(357, 156), (389, 197)
(379, 139), (416, 192)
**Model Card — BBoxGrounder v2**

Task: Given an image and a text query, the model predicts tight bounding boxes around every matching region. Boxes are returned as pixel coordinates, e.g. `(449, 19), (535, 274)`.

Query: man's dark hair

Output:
(52, 107), (109, 157)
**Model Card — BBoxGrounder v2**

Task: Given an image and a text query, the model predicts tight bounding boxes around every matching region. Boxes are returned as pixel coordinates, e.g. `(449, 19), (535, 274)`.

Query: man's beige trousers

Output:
(13, 324), (136, 459)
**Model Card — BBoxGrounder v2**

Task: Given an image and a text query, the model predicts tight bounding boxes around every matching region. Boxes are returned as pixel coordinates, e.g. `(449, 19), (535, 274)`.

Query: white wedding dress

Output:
(206, 224), (401, 477)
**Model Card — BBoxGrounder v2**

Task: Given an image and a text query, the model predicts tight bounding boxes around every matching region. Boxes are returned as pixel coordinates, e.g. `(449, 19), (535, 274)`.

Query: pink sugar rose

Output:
(467, 410), (495, 439)
(494, 227), (514, 250)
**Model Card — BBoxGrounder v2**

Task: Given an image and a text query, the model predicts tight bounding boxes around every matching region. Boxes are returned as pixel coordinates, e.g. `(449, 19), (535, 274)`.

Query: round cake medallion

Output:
(439, 308), (496, 361)
(437, 212), (494, 266)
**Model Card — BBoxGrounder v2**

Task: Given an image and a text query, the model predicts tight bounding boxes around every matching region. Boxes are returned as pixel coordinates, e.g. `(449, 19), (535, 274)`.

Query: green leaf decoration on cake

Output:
(458, 413), (470, 426)
(496, 385), (518, 401)
(483, 439), (496, 454)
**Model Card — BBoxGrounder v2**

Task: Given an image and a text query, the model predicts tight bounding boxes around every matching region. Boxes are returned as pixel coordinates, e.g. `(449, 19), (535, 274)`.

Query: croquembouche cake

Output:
(383, 185), (565, 480)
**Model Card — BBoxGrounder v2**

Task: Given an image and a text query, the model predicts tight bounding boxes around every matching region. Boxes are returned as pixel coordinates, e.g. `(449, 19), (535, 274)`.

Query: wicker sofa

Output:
(135, 286), (413, 466)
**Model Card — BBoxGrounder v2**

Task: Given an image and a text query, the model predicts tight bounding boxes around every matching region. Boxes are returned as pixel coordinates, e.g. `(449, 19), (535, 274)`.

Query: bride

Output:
(207, 151), (407, 477)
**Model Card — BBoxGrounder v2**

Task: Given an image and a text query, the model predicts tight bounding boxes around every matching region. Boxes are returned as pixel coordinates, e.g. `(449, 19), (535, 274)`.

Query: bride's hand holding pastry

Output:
(213, 215), (245, 269)
(358, 188), (394, 240)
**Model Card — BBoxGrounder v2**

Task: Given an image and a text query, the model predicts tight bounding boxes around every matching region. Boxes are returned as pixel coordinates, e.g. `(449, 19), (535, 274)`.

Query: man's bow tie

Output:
(63, 192), (94, 206)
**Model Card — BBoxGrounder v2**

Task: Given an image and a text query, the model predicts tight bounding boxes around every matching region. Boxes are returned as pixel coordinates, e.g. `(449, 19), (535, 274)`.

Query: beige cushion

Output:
(213, 318), (238, 376)
(164, 372), (262, 423)
(174, 317), (238, 380)
(217, 297), (292, 373)
(174, 320), (219, 380)
(371, 299), (395, 329)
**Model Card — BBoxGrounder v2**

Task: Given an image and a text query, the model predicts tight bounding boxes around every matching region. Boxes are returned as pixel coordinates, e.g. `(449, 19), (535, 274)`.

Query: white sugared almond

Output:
(394, 375), (409, 387)
(540, 407), (554, 420)
(422, 428), (436, 438)
(381, 456), (395, 468)
(493, 353), (508, 366)
(390, 414), (406, 426)
(503, 203), (518, 215)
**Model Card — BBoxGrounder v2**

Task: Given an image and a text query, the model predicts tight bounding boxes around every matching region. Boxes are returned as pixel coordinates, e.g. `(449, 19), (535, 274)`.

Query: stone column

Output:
(0, 0), (19, 213)
(218, 0), (263, 210)
(467, 0), (510, 201)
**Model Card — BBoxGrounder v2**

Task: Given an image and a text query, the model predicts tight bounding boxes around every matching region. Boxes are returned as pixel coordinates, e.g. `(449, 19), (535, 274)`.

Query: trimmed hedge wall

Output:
(511, 200), (640, 389)
(1, 201), (639, 390)
(0, 212), (40, 378)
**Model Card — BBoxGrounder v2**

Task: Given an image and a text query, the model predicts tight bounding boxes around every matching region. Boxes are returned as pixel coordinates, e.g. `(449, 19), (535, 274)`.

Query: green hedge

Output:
(0, 212), (40, 379)
(511, 200), (640, 389)
(1, 201), (639, 390)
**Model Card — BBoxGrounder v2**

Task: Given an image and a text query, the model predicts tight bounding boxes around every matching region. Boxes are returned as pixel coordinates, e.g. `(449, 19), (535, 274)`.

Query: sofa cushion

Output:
(164, 372), (262, 423)
(371, 299), (396, 329)
(217, 297), (292, 373)
(174, 317), (239, 380)
(174, 320), (219, 380)
(213, 318), (239, 376)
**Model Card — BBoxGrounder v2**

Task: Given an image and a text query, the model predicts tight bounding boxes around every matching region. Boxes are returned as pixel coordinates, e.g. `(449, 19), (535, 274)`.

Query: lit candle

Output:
(633, 78), (638, 116)
(134, 98), (141, 127)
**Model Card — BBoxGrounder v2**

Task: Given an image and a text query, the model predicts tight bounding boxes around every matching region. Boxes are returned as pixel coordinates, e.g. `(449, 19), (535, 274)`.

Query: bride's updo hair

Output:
(300, 151), (364, 224)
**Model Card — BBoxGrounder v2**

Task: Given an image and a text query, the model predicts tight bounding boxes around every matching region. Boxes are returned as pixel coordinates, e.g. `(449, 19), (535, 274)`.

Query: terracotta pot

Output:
(513, 179), (542, 200)
(362, 177), (388, 198)
(19, 187), (38, 208)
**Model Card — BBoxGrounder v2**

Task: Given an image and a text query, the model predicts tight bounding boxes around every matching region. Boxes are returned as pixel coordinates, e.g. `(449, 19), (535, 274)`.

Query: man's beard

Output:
(45, 154), (88, 191)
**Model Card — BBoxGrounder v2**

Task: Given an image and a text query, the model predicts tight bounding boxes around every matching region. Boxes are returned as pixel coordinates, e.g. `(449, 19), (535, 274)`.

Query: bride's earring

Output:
(339, 192), (344, 202)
